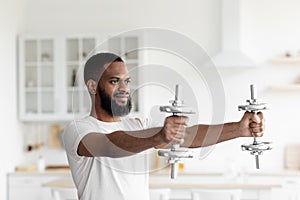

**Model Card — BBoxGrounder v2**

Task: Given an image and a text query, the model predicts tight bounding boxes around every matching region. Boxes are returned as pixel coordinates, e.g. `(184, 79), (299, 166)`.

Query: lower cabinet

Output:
(7, 172), (300, 200)
(7, 173), (70, 200)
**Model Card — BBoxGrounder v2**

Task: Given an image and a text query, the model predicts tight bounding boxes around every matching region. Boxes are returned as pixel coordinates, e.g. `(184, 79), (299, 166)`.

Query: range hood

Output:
(212, 0), (255, 67)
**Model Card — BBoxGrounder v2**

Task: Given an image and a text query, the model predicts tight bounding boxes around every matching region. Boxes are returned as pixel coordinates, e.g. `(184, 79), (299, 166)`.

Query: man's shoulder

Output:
(63, 116), (95, 132)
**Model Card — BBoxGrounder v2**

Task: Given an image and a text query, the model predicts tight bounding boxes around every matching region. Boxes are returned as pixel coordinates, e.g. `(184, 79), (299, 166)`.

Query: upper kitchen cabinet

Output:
(18, 33), (143, 121)
(105, 33), (141, 113)
(64, 36), (97, 116)
(19, 36), (57, 121)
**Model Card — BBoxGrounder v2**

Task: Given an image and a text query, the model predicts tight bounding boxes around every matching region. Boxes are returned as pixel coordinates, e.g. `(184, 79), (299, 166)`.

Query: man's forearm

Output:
(106, 127), (164, 157)
(79, 127), (165, 158)
(182, 122), (240, 148)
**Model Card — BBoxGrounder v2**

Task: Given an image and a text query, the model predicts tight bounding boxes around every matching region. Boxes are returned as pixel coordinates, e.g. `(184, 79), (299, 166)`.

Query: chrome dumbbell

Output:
(238, 84), (272, 169)
(158, 84), (194, 179)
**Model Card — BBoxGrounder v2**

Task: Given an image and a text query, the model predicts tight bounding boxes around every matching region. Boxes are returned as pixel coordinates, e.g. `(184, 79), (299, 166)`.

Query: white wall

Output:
(0, 1), (25, 199)
(241, 0), (300, 62)
(21, 0), (221, 55)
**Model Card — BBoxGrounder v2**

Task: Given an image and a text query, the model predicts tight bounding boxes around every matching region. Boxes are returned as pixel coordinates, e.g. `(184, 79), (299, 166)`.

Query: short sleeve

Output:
(60, 119), (98, 160)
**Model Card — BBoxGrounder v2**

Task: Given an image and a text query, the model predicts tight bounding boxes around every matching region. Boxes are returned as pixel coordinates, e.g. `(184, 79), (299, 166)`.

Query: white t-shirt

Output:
(60, 116), (156, 200)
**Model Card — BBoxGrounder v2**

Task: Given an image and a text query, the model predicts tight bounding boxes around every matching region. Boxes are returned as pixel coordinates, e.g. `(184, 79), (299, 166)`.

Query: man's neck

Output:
(90, 109), (121, 122)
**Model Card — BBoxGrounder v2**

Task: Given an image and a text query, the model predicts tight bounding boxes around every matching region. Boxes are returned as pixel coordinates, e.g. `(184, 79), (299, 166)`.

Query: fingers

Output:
(167, 115), (189, 126)
(250, 124), (264, 136)
(245, 111), (262, 123)
(249, 112), (265, 137)
(163, 116), (189, 144)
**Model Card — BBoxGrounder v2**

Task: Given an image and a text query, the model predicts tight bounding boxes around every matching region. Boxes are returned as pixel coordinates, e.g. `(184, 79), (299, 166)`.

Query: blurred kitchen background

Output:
(2, 0), (300, 199)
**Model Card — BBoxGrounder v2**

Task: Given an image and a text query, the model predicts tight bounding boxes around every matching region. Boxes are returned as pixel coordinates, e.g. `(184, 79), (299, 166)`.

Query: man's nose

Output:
(117, 80), (129, 92)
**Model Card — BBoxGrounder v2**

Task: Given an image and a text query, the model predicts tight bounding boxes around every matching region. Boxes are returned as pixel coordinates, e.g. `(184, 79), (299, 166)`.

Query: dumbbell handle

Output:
(170, 85), (182, 179)
(250, 84), (257, 100)
(255, 155), (260, 169)
(250, 85), (258, 145)
(250, 109), (260, 169)
(250, 85), (260, 169)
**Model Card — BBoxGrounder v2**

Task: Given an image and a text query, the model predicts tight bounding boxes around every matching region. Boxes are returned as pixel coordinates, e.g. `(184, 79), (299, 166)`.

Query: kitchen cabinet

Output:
(19, 36), (56, 120)
(104, 32), (141, 113)
(18, 35), (98, 121)
(64, 35), (98, 115)
(149, 170), (300, 200)
(7, 172), (71, 200)
(18, 33), (143, 121)
(8, 170), (300, 200)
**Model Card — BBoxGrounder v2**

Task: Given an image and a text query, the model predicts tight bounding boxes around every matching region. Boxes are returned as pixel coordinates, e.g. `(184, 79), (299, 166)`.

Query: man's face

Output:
(97, 61), (132, 117)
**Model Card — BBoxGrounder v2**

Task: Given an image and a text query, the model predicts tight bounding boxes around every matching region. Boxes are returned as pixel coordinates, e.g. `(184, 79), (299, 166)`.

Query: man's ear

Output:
(86, 79), (97, 95)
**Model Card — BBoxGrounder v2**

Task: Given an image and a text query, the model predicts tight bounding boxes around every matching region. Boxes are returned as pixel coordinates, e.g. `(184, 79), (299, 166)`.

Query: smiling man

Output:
(60, 52), (265, 200)
(94, 61), (132, 119)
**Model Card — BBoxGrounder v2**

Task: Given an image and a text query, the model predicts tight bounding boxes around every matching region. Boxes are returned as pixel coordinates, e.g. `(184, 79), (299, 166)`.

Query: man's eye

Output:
(110, 80), (118, 84)
(125, 79), (131, 84)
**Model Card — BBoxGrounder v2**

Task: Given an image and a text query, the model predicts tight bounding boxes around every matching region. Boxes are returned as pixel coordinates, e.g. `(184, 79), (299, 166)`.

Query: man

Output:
(60, 52), (265, 200)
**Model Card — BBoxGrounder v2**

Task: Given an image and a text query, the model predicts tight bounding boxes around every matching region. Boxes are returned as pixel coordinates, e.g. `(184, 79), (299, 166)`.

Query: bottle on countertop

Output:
(37, 155), (45, 172)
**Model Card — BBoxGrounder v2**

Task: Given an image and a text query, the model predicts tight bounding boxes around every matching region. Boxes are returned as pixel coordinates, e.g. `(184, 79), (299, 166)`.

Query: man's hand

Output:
(238, 111), (265, 137)
(159, 116), (189, 145)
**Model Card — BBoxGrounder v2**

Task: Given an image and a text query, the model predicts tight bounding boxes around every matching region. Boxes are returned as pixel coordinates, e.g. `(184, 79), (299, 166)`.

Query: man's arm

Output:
(182, 112), (265, 148)
(78, 127), (162, 157)
(78, 116), (188, 157)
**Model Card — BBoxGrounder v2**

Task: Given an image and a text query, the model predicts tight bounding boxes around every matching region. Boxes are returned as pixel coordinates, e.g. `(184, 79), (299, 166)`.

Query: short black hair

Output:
(84, 52), (124, 85)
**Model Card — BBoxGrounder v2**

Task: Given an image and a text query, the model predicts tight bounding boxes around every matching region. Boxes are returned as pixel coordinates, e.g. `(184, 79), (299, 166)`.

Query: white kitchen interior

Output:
(1, 0), (300, 200)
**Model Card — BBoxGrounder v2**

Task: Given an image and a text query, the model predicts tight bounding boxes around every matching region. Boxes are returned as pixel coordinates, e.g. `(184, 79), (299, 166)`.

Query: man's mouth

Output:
(114, 93), (129, 103)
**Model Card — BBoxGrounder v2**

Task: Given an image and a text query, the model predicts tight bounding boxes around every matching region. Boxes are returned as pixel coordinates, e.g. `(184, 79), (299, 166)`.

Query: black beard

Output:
(99, 88), (132, 117)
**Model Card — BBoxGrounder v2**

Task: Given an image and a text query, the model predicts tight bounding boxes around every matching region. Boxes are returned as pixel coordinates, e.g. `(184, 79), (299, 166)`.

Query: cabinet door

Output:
(19, 37), (56, 121)
(8, 175), (64, 200)
(106, 34), (141, 113)
(65, 36), (96, 116)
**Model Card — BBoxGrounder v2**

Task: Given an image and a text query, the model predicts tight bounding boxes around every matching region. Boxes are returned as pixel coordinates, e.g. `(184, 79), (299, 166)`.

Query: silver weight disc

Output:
(241, 142), (272, 151)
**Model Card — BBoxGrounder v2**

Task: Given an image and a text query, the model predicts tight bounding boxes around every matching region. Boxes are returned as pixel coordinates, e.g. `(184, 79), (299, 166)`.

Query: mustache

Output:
(113, 91), (130, 96)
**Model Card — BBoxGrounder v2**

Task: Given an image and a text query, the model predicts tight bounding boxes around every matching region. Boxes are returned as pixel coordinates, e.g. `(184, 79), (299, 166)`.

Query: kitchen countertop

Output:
(43, 177), (75, 188)
(9, 168), (300, 177)
(149, 169), (300, 176)
(8, 169), (71, 176)
(14, 168), (299, 192)
(150, 183), (281, 189)
(246, 170), (300, 176)
(42, 177), (281, 189)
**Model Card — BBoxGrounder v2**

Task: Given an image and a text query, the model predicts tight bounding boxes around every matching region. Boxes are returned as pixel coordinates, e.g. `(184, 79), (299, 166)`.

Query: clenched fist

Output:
(159, 115), (189, 145)
(238, 111), (265, 137)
